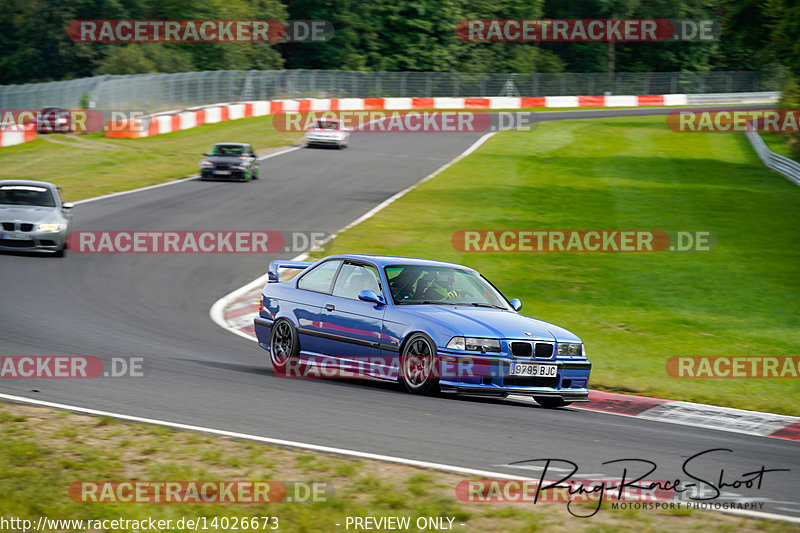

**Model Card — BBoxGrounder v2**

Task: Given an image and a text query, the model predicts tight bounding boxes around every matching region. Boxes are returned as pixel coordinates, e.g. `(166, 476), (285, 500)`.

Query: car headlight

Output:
(38, 223), (64, 232)
(235, 163), (248, 169)
(446, 336), (501, 353)
(201, 161), (214, 167)
(558, 342), (583, 358)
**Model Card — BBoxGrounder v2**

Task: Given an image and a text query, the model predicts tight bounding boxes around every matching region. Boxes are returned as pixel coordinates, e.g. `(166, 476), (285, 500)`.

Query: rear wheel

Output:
(534, 396), (572, 408)
(269, 319), (299, 375)
(399, 333), (439, 395)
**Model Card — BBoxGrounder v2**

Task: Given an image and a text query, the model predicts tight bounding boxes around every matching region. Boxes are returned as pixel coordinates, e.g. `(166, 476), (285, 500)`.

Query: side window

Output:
(332, 263), (382, 300)
(297, 260), (342, 293)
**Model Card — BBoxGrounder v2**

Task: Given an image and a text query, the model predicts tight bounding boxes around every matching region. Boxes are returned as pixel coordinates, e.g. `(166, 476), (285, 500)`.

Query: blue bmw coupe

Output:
(254, 254), (591, 407)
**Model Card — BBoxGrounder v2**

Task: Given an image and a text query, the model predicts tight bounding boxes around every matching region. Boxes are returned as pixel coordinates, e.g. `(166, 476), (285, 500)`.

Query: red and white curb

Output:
(104, 92), (778, 139)
(0, 123), (36, 147)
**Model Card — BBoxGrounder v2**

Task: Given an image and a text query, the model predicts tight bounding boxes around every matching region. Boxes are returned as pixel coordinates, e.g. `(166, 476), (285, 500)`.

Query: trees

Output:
(0, 0), (794, 83)
(0, 0), (286, 84)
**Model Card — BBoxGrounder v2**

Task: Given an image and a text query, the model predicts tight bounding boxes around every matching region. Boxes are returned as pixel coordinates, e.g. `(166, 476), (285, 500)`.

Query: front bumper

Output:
(0, 229), (67, 252)
(200, 168), (248, 180)
(305, 135), (344, 146)
(436, 349), (591, 401)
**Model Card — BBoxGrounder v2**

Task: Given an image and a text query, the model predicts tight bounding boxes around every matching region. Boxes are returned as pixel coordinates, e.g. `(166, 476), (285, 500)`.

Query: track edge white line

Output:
(0, 392), (796, 524)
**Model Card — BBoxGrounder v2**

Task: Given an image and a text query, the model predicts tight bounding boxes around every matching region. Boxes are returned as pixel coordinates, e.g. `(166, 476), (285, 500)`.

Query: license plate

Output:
(1, 232), (28, 240)
(213, 170), (231, 175)
(509, 363), (557, 377)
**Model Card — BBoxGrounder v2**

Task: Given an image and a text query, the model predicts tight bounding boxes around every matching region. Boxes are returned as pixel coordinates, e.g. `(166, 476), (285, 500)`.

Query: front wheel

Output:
(534, 396), (572, 408)
(269, 319), (299, 375)
(399, 333), (439, 395)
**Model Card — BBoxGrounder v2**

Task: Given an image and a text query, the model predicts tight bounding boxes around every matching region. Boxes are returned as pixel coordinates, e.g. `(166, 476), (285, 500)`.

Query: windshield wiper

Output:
(469, 302), (505, 309)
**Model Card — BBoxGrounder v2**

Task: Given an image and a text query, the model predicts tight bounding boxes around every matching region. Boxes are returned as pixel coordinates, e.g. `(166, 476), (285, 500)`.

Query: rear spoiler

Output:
(267, 260), (314, 283)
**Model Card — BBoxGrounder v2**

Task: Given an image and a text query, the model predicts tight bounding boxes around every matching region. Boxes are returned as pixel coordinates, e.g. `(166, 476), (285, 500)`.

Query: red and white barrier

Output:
(100, 93), (746, 138)
(0, 123), (37, 147)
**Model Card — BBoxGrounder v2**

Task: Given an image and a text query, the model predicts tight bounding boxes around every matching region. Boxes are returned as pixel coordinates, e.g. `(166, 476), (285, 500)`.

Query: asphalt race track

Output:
(1, 106), (798, 520)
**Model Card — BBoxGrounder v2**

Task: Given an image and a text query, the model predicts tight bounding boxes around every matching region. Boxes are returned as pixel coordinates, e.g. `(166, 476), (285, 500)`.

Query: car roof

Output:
(0, 179), (57, 190)
(321, 254), (475, 271)
(214, 142), (249, 147)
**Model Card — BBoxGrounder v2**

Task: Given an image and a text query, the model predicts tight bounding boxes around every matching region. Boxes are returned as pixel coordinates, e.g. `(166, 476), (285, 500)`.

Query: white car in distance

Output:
(305, 118), (350, 149)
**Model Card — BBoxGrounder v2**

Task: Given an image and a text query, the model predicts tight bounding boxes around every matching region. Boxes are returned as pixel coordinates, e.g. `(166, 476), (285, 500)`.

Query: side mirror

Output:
(509, 298), (522, 311)
(62, 202), (74, 209)
(358, 289), (385, 305)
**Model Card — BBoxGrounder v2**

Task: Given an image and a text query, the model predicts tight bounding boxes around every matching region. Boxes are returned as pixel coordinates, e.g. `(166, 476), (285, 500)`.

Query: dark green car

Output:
(199, 143), (260, 181)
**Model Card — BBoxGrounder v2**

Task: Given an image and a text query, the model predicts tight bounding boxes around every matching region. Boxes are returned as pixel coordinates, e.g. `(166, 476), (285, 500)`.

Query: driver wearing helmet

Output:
(417, 270), (463, 301)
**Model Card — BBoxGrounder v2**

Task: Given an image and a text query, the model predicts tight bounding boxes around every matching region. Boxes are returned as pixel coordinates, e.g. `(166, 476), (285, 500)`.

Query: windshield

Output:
(211, 145), (247, 156)
(0, 185), (56, 207)
(314, 120), (340, 130)
(384, 265), (508, 308)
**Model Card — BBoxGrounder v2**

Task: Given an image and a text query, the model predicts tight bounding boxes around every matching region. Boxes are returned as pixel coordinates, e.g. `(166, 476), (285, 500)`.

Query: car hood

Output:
(0, 205), (64, 224)
(401, 305), (581, 342)
(204, 156), (248, 164)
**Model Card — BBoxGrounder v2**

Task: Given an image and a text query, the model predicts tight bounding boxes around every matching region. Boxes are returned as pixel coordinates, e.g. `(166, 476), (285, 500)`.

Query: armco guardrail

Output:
(746, 128), (800, 186)
(686, 91), (779, 105)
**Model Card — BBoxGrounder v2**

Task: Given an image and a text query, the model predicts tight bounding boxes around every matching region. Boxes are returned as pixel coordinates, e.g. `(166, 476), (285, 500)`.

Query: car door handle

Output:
(324, 304), (335, 311)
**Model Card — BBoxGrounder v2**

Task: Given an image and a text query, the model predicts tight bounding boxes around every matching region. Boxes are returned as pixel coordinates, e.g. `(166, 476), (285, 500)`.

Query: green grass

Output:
(310, 116), (800, 415)
(0, 116), (299, 201)
(0, 103), (759, 202)
(760, 131), (797, 160)
(2, 402), (795, 533)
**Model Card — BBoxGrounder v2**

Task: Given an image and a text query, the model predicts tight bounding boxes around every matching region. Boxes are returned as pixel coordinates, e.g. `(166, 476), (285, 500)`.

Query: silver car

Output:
(305, 118), (350, 149)
(0, 180), (73, 257)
